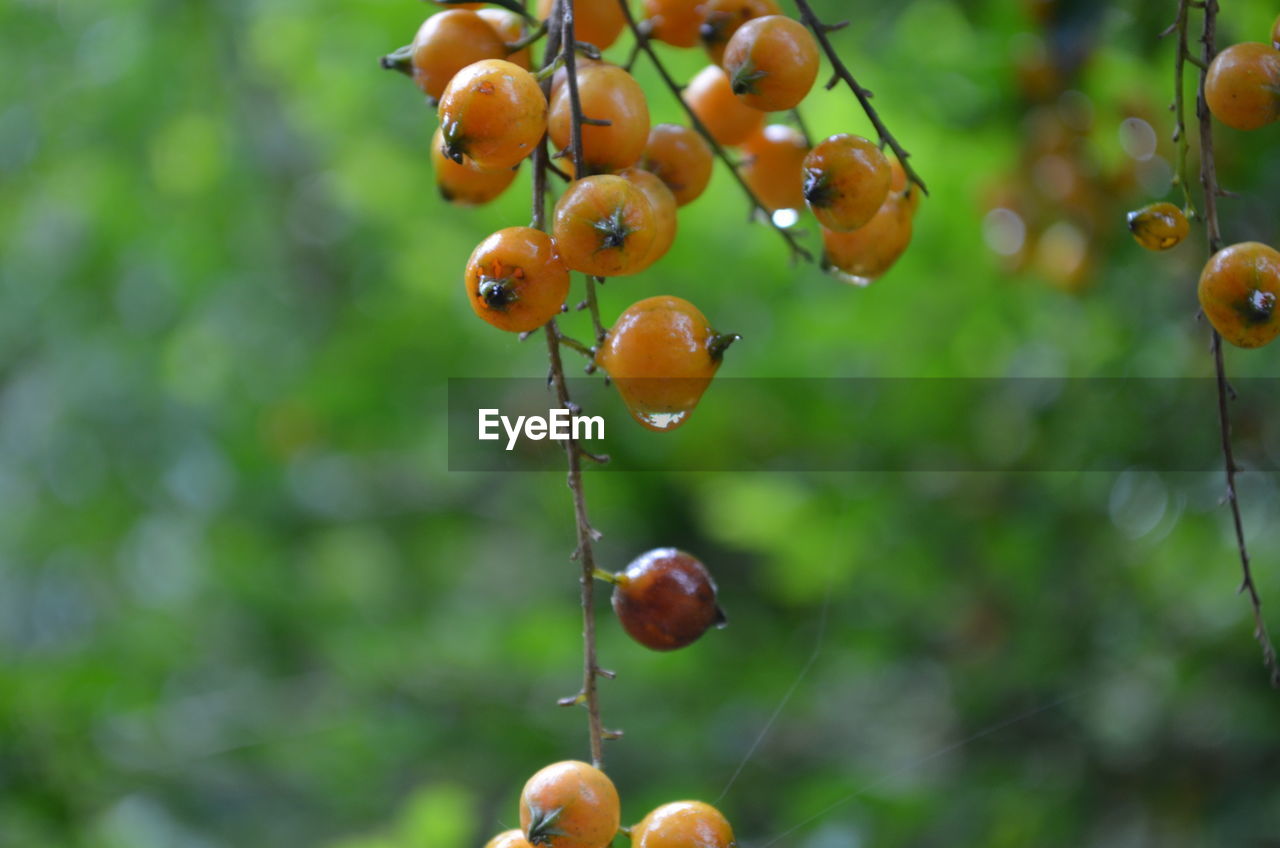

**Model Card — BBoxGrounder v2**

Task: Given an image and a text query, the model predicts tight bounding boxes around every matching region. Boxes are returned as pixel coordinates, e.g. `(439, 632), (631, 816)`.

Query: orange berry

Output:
(1205, 42), (1280, 131)
(520, 761), (620, 848)
(550, 64), (651, 174)
(644, 0), (704, 48)
(477, 8), (533, 70)
(639, 124), (714, 207)
(485, 831), (536, 848)
(1126, 202), (1189, 251)
(618, 167), (678, 271)
(821, 184), (915, 286)
(612, 549), (724, 651)
(722, 15), (819, 112)
(632, 801), (735, 848)
(698, 0), (780, 64)
(683, 65), (766, 146)
(740, 124), (807, 211)
(1198, 242), (1280, 349)
(537, 0), (625, 50)
(802, 133), (891, 232)
(465, 227), (570, 332)
(553, 175), (658, 277)
(430, 127), (518, 205)
(439, 59), (548, 171)
(408, 10), (507, 100)
(595, 296), (738, 432)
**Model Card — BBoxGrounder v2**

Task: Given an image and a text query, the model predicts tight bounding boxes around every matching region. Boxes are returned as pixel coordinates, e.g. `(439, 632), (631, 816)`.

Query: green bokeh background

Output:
(3, 0), (1280, 845)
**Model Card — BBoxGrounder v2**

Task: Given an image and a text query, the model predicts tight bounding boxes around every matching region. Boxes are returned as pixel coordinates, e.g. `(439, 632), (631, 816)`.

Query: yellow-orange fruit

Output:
(1126, 202), (1189, 251)
(1205, 42), (1280, 131)
(549, 64), (651, 174)
(802, 133), (892, 232)
(639, 124), (714, 206)
(722, 15), (820, 112)
(740, 124), (807, 210)
(408, 10), (507, 100)
(464, 227), (571, 332)
(520, 761), (620, 848)
(683, 65), (765, 146)
(438, 59), (548, 171)
(1198, 242), (1280, 348)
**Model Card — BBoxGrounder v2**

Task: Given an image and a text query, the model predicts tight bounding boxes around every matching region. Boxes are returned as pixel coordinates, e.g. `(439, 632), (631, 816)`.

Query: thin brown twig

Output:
(1167, 0), (1196, 213)
(536, 0), (612, 767)
(790, 0), (928, 196)
(613, 0), (813, 263)
(1187, 0), (1280, 687)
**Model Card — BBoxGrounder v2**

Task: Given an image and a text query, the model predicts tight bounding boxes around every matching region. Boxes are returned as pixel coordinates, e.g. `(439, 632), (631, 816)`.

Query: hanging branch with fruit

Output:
(381, 0), (927, 844)
(1131, 1), (1280, 686)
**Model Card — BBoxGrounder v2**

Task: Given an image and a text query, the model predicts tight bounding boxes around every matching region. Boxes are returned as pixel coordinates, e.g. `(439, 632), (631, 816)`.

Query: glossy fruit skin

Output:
(721, 15), (819, 112)
(520, 761), (620, 848)
(632, 801), (736, 848)
(478, 8), (533, 70)
(1198, 242), (1280, 349)
(439, 59), (548, 171)
(553, 175), (658, 277)
(485, 831), (536, 848)
(537, 0), (625, 50)
(410, 10), (508, 100)
(699, 0), (781, 64)
(802, 134), (891, 232)
(639, 124), (714, 207)
(740, 124), (807, 211)
(683, 65), (766, 147)
(595, 296), (735, 432)
(1126, 202), (1188, 251)
(550, 64), (651, 175)
(618, 168), (678, 271)
(1204, 42), (1280, 131)
(644, 0), (703, 48)
(465, 227), (570, 332)
(821, 177), (915, 286)
(612, 549), (724, 651)
(431, 127), (518, 205)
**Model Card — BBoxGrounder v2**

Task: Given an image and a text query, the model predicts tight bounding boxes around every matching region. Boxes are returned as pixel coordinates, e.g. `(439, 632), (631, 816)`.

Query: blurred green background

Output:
(3, 0), (1280, 845)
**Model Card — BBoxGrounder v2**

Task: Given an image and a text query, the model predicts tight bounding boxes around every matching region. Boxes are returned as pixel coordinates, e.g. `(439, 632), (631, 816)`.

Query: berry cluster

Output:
(481, 761), (735, 848)
(383, 0), (924, 432)
(1125, 14), (1280, 350)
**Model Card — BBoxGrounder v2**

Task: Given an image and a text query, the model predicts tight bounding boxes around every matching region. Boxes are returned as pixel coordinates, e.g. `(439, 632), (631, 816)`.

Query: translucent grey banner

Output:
(447, 378), (1280, 472)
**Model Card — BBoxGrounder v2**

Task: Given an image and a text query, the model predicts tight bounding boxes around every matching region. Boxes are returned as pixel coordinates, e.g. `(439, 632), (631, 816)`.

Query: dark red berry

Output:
(611, 549), (725, 651)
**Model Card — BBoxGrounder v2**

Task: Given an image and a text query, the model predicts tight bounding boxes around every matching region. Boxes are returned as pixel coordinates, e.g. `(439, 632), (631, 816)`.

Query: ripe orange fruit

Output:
(802, 133), (891, 232)
(698, 0), (781, 64)
(639, 124), (714, 207)
(431, 127), (518, 205)
(520, 761), (620, 848)
(683, 65), (766, 147)
(549, 64), (651, 175)
(485, 831), (535, 848)
(618, 168), (678, 271)
(821, 165), (915, 286)
(537, 0), (626, 50)
(464, 227), (571, 332)
(644, 0), (703, 48)
(611, 549), (725, 651)
(553, 175), (658, 277)
(1126, 202), (1189, 251)
(439, 59), (548, 171)
(477, 8), (533, 70)
(722, 15), (820, 112)
(595, 296), (738, 432)
(408, 10), (507, 100)
(740, 124), (807, 211)
(632, 801), (735, 848)
(1198, 242), (1280, 349)
(1204, 42), (1280, 131)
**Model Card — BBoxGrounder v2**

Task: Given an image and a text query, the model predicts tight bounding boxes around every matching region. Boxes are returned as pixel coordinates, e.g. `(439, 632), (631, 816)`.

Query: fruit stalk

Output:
(1186, 0), (1280, 687)
(534, 0), (612, 766)
(789, 0), (928, 196)
(612, 0), (814, 263)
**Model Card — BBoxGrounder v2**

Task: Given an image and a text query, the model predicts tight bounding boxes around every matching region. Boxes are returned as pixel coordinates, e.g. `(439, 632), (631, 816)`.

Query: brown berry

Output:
(611, 548), (725, 650)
